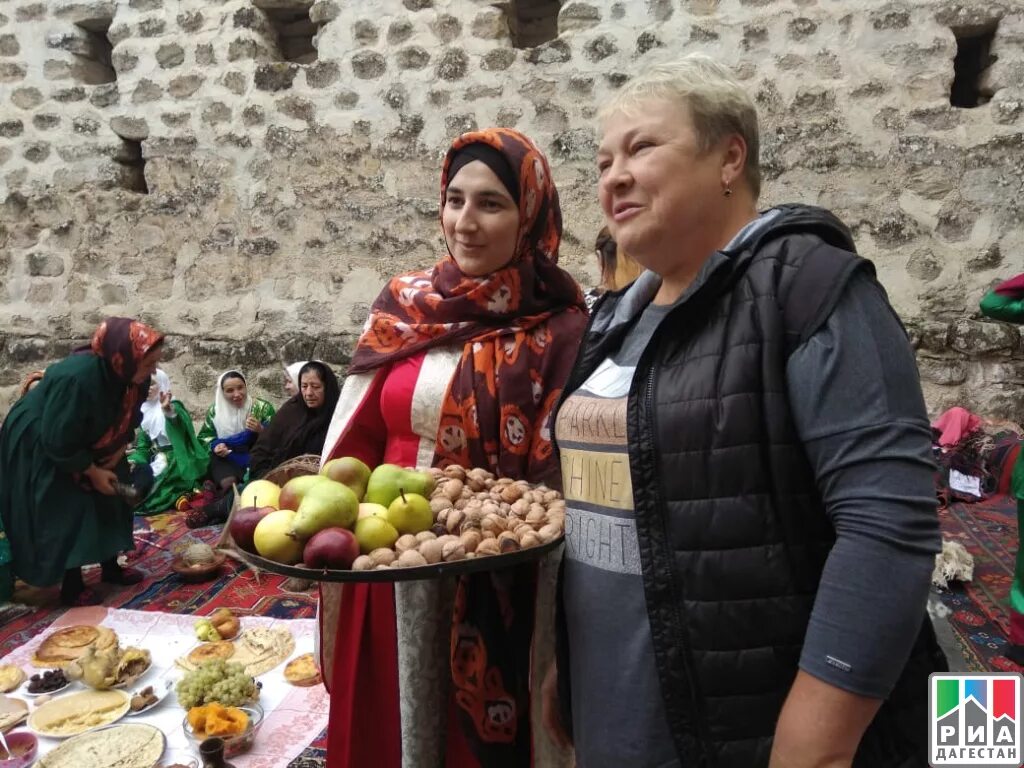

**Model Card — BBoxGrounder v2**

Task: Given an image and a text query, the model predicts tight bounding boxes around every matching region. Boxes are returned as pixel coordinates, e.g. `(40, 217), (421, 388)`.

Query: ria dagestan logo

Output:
(930, 673), (1022, 766)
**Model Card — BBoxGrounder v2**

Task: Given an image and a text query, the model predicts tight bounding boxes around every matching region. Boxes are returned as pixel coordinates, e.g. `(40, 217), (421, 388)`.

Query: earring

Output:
(723, 184), (733, 198)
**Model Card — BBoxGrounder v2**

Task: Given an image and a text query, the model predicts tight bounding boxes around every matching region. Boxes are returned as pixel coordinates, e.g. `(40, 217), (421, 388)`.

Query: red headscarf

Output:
(83, 317), (164, 462)
(349, 127), (587, 482)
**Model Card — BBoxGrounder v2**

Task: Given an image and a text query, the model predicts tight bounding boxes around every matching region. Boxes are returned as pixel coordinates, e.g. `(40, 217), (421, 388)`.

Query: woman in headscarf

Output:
(18, 370), (45, 399)
(0, 318), (164, 605)
(319, 128), (587, 768)
(284, 361), (307, 400)
(250, 361), (340, 478)
(127, 369), (209, 515)
(197, 370), (276, 501)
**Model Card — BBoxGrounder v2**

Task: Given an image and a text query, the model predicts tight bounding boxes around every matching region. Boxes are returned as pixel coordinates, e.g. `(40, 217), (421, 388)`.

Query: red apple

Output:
(229, 504), (276, 553)
(303, 527), (360, 570)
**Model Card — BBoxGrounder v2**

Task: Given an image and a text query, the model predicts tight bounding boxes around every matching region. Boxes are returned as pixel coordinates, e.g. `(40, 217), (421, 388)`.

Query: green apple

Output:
(321, 457), (372, 500)
(385, 491), (433, 535)
(279, 474), (327, 511)
(254, 509), (304, 564)
(291, 479), (359, 539)
(364, 464), (436, 507)
(358, 502), (389, 520)
(354, 516), (400, 554)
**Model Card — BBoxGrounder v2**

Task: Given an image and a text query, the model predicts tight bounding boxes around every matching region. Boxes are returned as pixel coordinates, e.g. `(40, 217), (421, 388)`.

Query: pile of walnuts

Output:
(351, 465), (566, 571)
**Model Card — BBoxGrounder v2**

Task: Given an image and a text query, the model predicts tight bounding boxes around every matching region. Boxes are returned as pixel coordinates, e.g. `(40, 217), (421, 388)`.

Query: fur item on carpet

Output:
(932, 539), (975, 590)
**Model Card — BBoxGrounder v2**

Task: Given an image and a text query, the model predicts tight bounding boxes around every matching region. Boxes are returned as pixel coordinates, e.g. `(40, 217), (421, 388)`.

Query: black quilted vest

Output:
(554, 205), (946, 767)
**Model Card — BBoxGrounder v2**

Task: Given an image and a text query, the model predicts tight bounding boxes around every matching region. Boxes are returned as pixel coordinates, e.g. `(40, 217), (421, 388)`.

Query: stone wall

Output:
(1, 0), (1023, 421)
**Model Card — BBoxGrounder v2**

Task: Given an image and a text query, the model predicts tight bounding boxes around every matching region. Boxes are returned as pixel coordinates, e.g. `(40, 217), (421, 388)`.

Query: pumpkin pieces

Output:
(187, 702), (249, 737)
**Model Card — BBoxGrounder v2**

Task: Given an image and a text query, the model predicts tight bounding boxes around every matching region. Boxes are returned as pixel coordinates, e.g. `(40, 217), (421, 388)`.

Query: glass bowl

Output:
(0, 731), (38, 768)
(181, 702), (263, 758)
(157, 748), (199, 768)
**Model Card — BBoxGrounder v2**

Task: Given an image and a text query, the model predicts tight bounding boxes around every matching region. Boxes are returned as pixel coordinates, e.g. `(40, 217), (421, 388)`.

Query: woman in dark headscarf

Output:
(250, 361), (341, 478)
(0, 318), (164, 605)
(318, 128), (586, 768)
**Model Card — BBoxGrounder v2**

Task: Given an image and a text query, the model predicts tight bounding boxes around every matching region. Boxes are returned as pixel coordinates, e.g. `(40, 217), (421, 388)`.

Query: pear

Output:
(321, 457), (372, 500)
(365, 464), (436, 507)
(290, 479), (359, 540)
(385, 491), (433, 535)
(358, 502), (389, 520)
(279, 474), (328, 511)
(354, 516), (400, 554)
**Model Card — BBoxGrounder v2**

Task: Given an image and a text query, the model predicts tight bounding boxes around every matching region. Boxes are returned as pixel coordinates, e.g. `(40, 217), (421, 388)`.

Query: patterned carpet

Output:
(0, 511), (328, 764)
(937, 494), (1023, 673)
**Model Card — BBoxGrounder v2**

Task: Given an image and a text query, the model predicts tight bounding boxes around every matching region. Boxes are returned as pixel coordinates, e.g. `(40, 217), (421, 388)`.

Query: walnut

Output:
(352, 555), (373, 571)
(510, 499), (530, 517)
(443, 464), (467, 481)
(446, 509), (466, 533)
(415, 530), (437, 543)
(499, 484), (523, 503)
(418, 539), (444, 564)
(543, 490), (562, 503)
(395, 534), (419, 554)
(498, 531), (520, 553)
(369, 548), (397, 567)
(482, 514), (507, 535)
(442, 541), (466, 561)
(520, 531), (541, 549)
(396, 550), (428, 568)
(537, 523), (562, 543)
(526, 506), (547, 526)
(442, 479), (464, 502)
(431, 496), (454, 515)
(475, 538), (500, 556)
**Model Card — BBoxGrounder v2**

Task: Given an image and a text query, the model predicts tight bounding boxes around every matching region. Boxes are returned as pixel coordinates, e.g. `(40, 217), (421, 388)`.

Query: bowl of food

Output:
(182, 702), (263, 758)
(171, 544), (227, 583)
(157, 749), (200, 768)
(0, 731), (38, 767)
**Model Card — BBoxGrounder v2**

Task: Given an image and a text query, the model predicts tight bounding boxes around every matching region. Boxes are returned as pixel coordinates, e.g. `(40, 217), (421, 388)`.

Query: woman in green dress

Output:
(194, 370), (275, 524)
(980, 273), (1024, 663)
(128, 369), (209, 515)
(0, 318), (164, 605)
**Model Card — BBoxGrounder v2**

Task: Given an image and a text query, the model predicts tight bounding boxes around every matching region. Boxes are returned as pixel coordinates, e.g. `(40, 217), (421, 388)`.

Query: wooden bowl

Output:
(171, 551), (227, 582)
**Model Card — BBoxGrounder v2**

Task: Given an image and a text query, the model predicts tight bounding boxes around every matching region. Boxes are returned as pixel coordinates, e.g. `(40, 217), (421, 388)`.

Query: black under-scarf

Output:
(446, 143), (520, 204)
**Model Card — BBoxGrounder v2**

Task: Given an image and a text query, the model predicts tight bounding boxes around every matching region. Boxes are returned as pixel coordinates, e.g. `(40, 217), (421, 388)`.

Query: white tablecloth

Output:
(1, 606), (329, 767)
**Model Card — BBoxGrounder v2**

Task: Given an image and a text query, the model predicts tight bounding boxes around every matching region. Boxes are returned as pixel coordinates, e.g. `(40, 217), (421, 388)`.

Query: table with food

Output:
(0, 608), (327, 768)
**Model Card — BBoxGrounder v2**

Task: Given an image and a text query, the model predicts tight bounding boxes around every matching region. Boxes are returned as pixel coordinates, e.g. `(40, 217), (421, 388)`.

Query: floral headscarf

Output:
(348, 127), (587, 482)
(84, 317), (164, 462)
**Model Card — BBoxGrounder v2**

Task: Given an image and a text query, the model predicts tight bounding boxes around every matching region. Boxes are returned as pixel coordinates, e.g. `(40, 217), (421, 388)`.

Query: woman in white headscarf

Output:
(196, 371), (276, 517)
(127, 369), (209, 515)
(284, 361), (307, 400)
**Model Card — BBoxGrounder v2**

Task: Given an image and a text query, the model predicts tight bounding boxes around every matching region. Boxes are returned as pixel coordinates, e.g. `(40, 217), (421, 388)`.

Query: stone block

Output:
(90, 83), (119, 107)
(431, 13), (462, 42)
(471, 8), (507, 39)
(334, 89), (359, 108)
(482, 48), (514, 71)
(196, 44), (215, 66)
(906, 249), (943, 282)
(351, 51), (386, 79)
(871, 4), (911, 29)
(966, 244), (1002, 272)
(396, 45), (430, 70)
(0, 33), (19, 56)
(72, 116), (99, 134)
(132, 79), (162, 103)
(559, 2), (600, 32)
(0, 62), (26, 82)
(435, 48), (468, 81)
(647, 0), (673, 21)
(111, 49), (139, 72)
(353, 19), (378, 45)
(32, 114), (60, 130)
(309, 0), (339, 23)
(177, 10), (203, 32)
(918, 357), (968, 385)
(788, 17), (818, 38)
(525, 40), (570, 64)
(157, 42), (185, 68)
(387, 19), (413, 44)
(951, 320), (1018, 355)
(202, 102), (232, 125)
(27, 253), (64, 276)
(169, 74), (204, 98)
(445, 113), (477, 136)
(15, 3), (46, 21)
(223, 71), (247, 95)
(0, 120), (23, 138)
(403, 0), (432, 9)
(585, 34), (618, 62)
(52, 86), (86, 102)
(161, 112), (190, 128)
(100, 283), (127, 303)
(278, 95), (315, 121)
(11, 87), (43, 109)
(138, 16), (166, 37)
(638, 31), (664, 53)
(383, 84), (407, 110)
(255, 62), (299, 91)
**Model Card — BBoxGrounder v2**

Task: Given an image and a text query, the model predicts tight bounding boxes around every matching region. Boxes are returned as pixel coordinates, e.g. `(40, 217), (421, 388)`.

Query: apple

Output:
(321, 457), (372, 500)
(358, 502), (389, 520)
(354, 516), (400, 554)
(303, 527), (360, 569)
(279, 474), (327, 512)
(290, 479), (359, 539)
(240, 479), (281, 510)
(364, 464), (436, 507)
(229, 504), (276, 553)
(254, 509), (304, 564)
(385, 491), (433, 535)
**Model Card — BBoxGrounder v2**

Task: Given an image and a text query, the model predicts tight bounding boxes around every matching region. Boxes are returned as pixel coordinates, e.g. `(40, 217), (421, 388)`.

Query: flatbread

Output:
(0, 695), (28, 732)
(0, 664), (25, 693)
(28, 689), (130, 737)
(187, 641), (235, 665)
(33, 626), (118, 668)
(34, 722), (165, 768)
(284, 653), (321, 687)
(233, 627), (295, 676)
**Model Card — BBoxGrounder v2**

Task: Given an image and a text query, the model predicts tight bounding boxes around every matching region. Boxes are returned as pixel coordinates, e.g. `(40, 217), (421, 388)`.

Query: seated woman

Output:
(250, 361), (340, 478)
(195, 371), (275, 523)
(283, 361), (307, 400)
(0, 318), (164, 605)
(127, 369), (209, 515)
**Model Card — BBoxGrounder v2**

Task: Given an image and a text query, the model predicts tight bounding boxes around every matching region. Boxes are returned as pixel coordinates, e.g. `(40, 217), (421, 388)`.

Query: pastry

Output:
(0, 664), (25, 693)
(284, 653), (321, 687)
(187, 640), (235, 665)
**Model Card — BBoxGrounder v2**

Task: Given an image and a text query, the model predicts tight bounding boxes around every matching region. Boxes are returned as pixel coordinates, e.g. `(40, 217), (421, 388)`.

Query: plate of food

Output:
(32, 722), (165, 768)
(176, 627), (295, 677)
(126, 678), (173, 716)
(27, 689), (132, 738)
(31, 626), (118, 669)
(0, 695), (29, 734)
(22, 669), (71, 696)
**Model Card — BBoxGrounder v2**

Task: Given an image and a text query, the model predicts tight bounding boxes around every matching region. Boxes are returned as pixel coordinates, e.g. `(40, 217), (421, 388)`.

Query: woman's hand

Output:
(84, 464), (119, 496)
(213, 443), (231, 458)
(245, 415), (262, 433)
(541, 664), (572, 749)
(159, 390), (174, 416)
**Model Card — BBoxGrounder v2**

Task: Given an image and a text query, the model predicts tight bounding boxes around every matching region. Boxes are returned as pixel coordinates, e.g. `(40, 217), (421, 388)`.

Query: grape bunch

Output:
(176, 661), (259, 708)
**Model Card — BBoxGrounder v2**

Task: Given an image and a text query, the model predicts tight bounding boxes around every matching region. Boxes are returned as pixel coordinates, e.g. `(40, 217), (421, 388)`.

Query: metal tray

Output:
(228, 535), (563, 583)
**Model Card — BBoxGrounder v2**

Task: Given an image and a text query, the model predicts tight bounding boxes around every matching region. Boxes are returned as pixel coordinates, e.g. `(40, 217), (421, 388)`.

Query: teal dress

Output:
(128, 400), (209, 515)
(0, 354), (134, 587)
(980, 279), (1024, 644)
